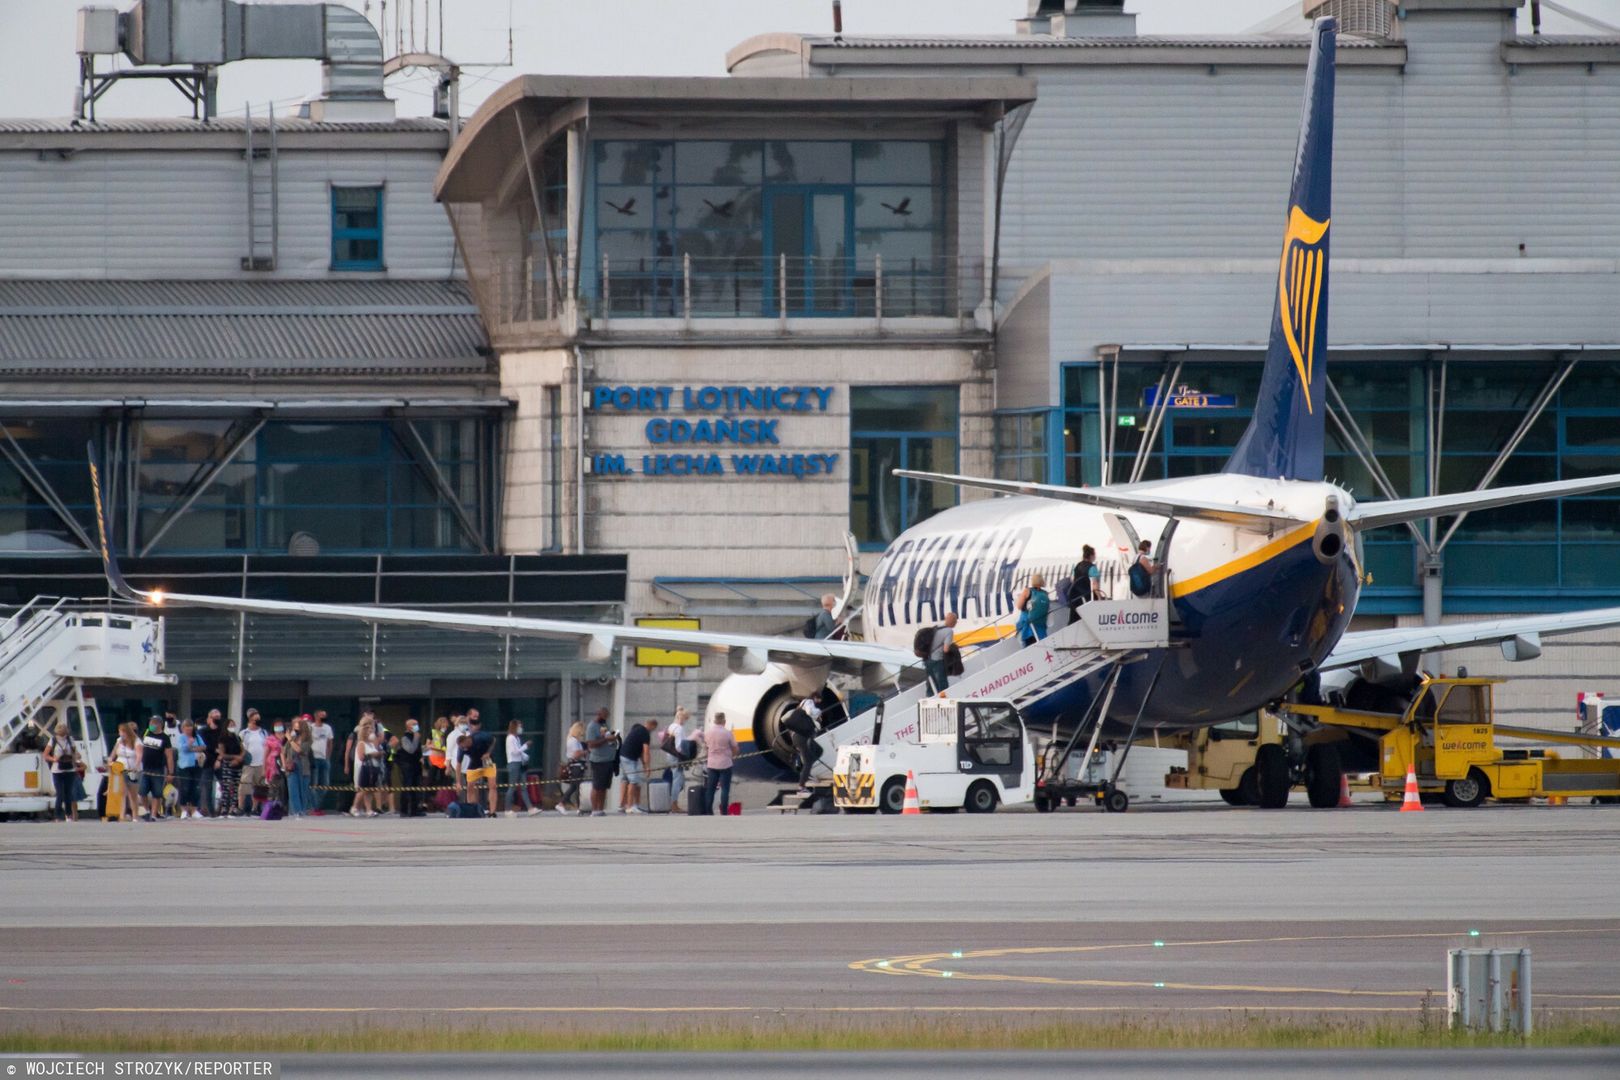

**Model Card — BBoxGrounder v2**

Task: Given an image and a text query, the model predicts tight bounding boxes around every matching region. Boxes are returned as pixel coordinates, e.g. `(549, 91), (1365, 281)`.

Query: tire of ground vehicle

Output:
(1442, 769), (1489, 809)
(1237, 766), (1260, 806)
(878, 776), (907, 815)
(1254, 743), (1291, 809)
(1033, 792), (1055, 813)
(1102, 787), (1129, 813)
(1304, 744), (1344, 809)
(1219, 787), (1248, 806)
(964, 781), (998, 814)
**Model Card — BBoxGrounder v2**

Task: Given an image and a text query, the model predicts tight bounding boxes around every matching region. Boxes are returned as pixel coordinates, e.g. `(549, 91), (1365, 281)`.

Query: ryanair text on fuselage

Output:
(870, 526), (1034, 628)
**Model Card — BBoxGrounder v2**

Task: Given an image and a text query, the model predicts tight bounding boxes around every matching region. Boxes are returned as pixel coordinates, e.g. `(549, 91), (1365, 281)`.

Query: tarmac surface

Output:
(2, 805), (1618, 1035)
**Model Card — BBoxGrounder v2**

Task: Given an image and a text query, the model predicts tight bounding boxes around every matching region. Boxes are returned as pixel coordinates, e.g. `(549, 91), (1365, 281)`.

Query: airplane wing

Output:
(1321, 605), (1620, 673)
(892, 470), (1306, 531)
(84, 448), (914, 682)
(1348, 473), (1620, 530)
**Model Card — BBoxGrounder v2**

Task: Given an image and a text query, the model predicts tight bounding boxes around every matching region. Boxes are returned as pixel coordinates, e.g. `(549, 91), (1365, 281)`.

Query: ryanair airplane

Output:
(88, 19), (1620, 794)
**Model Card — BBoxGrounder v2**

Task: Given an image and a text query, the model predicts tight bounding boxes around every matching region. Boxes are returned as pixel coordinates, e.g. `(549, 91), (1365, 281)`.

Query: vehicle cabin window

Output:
(331, 187), (384, 271)
(1435, 685), (1486, 725)
(962, 703), (1019, 742)
(1209, 714), (1260, 741)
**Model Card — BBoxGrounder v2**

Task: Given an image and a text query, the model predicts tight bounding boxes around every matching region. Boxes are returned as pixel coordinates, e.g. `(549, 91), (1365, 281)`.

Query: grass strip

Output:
(3, 1014), (1618, 1054)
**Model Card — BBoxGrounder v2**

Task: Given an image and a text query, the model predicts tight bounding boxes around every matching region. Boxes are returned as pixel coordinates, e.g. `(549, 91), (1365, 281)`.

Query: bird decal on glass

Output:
(605, 197), (638, 217)
(880, 196), (912, 217)
(702, 198), (735, 218)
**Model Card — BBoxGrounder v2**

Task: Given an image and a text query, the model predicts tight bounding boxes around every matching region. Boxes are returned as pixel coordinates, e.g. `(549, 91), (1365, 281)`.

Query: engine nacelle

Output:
(1312, 495), (1347, 565)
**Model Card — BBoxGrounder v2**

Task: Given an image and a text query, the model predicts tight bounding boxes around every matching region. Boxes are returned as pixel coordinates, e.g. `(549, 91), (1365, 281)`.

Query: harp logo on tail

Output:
(1278, 205), (1329, 412)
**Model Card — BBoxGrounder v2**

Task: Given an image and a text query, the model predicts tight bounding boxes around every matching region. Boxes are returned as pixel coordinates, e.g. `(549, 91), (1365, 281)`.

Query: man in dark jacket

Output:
(397, 718), (424, 817)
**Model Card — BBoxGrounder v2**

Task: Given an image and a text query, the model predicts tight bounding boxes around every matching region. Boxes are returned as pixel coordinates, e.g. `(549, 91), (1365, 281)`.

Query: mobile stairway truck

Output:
(0, 598), (175, 819)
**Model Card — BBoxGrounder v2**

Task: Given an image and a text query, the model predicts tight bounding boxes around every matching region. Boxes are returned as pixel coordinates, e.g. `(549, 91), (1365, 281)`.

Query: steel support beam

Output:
(1129, 358), (1182, 485)
(138, 417), (265, 557)
(1324, 376), (1430, 551)
(1434, 355), (1580, 553)
(397, 419), (491, 554)
(0, 422), (96, 552)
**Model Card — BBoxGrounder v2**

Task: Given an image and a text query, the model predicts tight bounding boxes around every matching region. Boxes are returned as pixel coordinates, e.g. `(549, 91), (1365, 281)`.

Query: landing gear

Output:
(1304, 744), (1344, 809)
(1254, 743), (1291, 809)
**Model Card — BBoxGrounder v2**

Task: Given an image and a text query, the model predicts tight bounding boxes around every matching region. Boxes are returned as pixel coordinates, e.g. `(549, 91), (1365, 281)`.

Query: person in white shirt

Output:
(504, 720), (538, 816)
(444, 715), (471, 802)
(309, 710), (334, 812)
(666, 707), (691, 812)
(236, 711), (268, 816)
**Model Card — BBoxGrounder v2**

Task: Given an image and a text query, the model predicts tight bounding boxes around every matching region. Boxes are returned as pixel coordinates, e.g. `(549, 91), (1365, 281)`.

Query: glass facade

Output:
(331, 187), (384, 271)
(0, 417), (494, 557)
(850, 386), (959, 549)
(1054, 356), (1620, 602)
(993, 410), (1052, 483)
(590, 139), (947, 317)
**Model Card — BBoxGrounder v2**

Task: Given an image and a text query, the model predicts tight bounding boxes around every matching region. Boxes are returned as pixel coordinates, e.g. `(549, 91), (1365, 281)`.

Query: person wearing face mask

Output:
(397, 718), (424, 817)
(265, 720), (288, 812)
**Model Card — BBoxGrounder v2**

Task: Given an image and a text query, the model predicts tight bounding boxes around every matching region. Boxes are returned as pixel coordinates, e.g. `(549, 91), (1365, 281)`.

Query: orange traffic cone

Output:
(1337, 771), (1353, 808)
(1399, 765), (1423, 812)
(901, 770), (922, 815)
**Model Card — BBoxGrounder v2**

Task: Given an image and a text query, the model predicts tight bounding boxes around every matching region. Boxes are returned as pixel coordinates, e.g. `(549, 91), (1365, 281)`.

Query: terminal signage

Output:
(586, 384), (839, 480)
(1142, 384), (1236, 410)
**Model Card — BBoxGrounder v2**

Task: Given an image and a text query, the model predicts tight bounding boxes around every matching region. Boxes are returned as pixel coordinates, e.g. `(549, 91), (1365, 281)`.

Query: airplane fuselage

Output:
(862, 475), (1362, 732)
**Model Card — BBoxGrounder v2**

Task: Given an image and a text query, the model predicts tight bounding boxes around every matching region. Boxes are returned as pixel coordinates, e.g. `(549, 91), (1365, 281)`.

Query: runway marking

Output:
(850, 926), (1620, 1001)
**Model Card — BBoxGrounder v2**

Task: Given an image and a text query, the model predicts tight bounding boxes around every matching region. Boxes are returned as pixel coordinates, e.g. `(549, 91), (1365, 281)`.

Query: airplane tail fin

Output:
(1224, 17), (1336, 481)
(87, 442), (139, 602)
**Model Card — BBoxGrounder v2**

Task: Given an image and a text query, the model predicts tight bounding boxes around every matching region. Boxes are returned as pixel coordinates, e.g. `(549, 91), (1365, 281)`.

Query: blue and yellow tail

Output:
(1224, 17), (1336, 482)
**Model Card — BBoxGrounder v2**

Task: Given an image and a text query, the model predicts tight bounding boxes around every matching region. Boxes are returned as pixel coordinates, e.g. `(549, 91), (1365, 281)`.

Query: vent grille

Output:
(1305, 0), (1394, 39)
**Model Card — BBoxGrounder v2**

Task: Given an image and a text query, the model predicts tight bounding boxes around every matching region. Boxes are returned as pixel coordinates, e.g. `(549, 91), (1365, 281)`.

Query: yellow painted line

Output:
(1170, 520), (1318, 599)
(853, 926), (1620, 1000)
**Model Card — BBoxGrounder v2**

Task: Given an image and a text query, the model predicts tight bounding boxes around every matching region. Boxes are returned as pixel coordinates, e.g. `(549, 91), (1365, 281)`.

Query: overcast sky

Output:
(1, 0), (1616, 120)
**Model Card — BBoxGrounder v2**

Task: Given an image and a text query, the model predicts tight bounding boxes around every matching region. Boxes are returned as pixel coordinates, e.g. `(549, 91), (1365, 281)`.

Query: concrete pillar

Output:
(177, 681), (193, 722)
(1422, 550), (1446, 673)
(227, 680), (245, 725)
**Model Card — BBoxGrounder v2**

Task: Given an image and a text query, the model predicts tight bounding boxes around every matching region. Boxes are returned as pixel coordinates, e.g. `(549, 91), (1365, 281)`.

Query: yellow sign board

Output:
(635, 617), (701, 668)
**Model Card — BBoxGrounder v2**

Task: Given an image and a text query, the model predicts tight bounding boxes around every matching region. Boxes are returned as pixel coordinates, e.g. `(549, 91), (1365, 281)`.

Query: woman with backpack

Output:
(1069, 545), (1101, 617)
(44, 720), (79, 822)
(1015, 574), (1051, 646)
(1130, 540), (1157, 597)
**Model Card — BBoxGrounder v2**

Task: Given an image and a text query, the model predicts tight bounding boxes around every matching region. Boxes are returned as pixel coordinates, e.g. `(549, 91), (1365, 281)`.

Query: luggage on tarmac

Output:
(648, 779), (672, 814)
(447, 800), (484, 819)
(687, 787), (707, 816)
(431, 788), (456, 813)
(259, 800), (284, 821)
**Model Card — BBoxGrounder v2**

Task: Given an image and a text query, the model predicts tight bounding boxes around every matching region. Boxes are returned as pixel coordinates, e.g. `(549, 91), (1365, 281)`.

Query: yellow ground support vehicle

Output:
(1286, 676), (1620, 808)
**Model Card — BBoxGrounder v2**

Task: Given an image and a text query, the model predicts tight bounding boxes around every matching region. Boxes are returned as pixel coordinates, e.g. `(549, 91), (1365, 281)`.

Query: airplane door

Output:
(957, 701), (1024, 777)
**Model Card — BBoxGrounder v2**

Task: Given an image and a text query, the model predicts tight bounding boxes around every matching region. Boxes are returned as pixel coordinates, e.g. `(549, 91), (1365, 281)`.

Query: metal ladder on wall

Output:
(242, 103), (278, 271)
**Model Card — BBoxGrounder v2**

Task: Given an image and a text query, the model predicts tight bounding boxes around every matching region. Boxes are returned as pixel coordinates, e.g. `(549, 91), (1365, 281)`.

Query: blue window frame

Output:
(331, 187), (384, 271)
(850, 386), (959, 549)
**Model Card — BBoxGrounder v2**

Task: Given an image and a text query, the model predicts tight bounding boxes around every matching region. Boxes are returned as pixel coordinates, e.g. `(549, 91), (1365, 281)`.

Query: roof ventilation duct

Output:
(1303, 0), (1395, 40)
(1017, 1), (1137, 37)
(82, 0), (392, 121)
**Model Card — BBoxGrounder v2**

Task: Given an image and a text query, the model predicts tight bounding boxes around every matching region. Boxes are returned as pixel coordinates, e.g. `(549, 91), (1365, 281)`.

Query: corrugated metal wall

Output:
(0, 145), (459, 280)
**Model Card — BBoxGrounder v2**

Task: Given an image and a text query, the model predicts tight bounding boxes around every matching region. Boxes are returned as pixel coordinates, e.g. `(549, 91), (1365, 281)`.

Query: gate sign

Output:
(1076, 598), (1169, 649)
(1143, 384), (1236, 409)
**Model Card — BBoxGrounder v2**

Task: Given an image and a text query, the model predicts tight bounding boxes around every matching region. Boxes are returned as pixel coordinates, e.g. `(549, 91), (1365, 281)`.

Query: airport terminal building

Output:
(1, 0), (1617, 761)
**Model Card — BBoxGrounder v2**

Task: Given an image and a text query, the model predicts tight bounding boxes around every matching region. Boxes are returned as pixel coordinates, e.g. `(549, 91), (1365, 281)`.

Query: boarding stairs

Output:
(790, 595), (1172, 806)
(0, 598), (172, 753)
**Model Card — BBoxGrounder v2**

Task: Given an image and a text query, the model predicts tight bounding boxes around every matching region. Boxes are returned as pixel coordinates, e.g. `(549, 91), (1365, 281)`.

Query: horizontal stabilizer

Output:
(1348, 473), (1620, 530)
(893, 470), (1306, 531)
(1323, 604), (1620, 672)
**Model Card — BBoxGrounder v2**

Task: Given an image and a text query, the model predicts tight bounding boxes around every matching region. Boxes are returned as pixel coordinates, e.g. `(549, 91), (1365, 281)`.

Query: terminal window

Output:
(850, 386), (959, 549)
(589, 139), (946, 317)
(331, 187), (384, 271)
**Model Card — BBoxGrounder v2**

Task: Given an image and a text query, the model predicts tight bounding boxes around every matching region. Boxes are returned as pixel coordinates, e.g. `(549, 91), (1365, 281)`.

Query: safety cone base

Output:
(901, 770), (922, 815)
(1400, 766), (1423, 812)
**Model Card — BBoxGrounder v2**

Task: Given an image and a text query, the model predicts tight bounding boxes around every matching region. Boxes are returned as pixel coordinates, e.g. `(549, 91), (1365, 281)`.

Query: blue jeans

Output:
(702, 767), (732, 816)
(311, 758), (331, 810)
(507, 763), (534, 810)
(198, 768), (217, 815)
(669, 763), (685, 804)
(287, 771), (312, 816)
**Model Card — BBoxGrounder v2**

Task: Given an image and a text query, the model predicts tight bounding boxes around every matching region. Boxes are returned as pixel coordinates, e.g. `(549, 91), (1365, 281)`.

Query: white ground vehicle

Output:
(0, 601), (173, 817)
(833, 696), (1034, 814)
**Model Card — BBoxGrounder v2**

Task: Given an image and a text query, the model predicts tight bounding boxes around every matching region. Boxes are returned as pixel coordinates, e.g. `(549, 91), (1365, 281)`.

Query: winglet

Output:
(87, 442), (140, 602)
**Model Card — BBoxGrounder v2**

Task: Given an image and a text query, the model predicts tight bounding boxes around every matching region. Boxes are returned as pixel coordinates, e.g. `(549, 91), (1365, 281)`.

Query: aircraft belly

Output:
(1016, 538), (1359, 736)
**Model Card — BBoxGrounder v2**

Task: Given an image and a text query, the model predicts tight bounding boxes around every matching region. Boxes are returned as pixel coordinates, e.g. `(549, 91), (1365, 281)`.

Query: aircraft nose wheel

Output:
(1102, 787), (1129, 813)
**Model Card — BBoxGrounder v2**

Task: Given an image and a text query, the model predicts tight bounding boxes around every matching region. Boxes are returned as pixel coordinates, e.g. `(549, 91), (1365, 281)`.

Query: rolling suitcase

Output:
(648, 779), (672, 814)
(687, 786), (707, 816)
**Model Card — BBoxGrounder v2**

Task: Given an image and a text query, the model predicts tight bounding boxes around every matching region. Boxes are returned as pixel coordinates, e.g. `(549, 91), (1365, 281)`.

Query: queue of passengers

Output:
(92, 701), (739, 822)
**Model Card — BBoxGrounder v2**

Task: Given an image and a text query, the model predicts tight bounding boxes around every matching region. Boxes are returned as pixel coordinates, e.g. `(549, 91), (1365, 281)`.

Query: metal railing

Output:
(478, 253), (985, 331)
